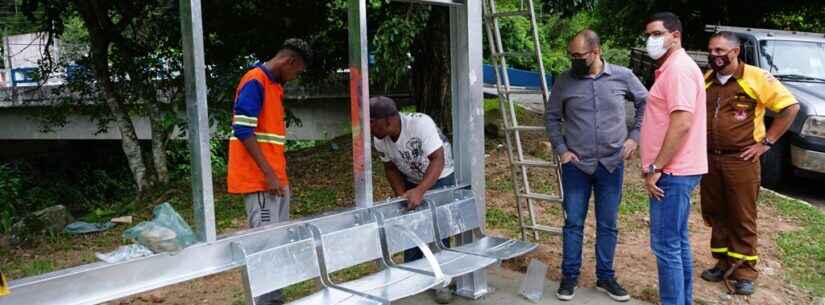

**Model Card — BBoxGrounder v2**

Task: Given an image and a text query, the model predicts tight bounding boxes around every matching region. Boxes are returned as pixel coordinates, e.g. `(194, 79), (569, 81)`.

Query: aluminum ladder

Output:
(482, 0), (563, 240)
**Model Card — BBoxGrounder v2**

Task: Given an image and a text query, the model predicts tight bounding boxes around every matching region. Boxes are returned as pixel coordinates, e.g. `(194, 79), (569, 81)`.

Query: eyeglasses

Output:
(567, 50), (594, 59)
(644, 30), (671, 38)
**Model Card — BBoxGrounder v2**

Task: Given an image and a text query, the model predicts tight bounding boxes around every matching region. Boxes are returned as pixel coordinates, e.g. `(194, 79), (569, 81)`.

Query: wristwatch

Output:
(761, 138), (775, 148)
(647, 164), (662, 175)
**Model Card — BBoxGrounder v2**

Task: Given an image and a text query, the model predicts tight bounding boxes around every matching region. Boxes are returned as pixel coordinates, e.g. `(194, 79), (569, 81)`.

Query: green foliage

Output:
(371, 3), (431, 88)
(0, 159), (135, 234)
(767, 8), (825, 33)
(487, 3), (631, 75)
(167, 138), (230, 181)
(0, 163), (25, 233)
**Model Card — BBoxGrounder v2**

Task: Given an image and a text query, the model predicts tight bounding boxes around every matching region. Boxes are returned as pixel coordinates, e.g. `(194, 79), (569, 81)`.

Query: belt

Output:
(708, 148), (740, 155)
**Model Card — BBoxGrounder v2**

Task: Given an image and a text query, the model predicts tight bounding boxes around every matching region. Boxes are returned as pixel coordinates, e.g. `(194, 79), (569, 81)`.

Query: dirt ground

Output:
(4, 108), (820, 305)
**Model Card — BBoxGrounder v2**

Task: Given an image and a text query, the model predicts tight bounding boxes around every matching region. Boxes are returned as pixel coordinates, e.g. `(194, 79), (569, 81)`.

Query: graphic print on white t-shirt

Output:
(373, 113), (455, 184)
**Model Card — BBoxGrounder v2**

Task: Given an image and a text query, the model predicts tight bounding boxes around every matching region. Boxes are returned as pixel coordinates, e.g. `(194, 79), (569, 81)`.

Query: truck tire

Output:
(761, 136), (789, 189)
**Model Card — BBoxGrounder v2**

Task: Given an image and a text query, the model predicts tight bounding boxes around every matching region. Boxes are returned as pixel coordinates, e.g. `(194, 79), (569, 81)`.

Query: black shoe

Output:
(555, 278), (577, 301)
(596, 278), (630, 302)
(734, 280), (755, 295)
(701, 267), (726, 282)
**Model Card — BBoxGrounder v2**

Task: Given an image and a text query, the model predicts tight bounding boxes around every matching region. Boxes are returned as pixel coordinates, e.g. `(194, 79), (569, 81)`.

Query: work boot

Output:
(701, 267), (726, 282)
(433, 287), (453, 304)
(555, 278), (577, 301)
(596, 278), (630, 302)
(734, 280), (755, 295)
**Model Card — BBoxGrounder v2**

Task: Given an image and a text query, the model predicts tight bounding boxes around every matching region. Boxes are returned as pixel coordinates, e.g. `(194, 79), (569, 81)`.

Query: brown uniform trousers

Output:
(702, 63), (797, 281)
(700, 154), (760, 280)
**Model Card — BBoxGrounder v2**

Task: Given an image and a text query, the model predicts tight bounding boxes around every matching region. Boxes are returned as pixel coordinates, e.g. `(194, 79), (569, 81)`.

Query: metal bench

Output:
(429, 190), (538, 260)
(372, 201), (498, 278)
(233, 189), (536, 305)
(232, 224), (387, 305)
(305, 211), (447, 302)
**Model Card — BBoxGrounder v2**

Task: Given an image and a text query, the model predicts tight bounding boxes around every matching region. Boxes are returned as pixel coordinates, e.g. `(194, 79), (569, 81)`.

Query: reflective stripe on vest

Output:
(230, 131), (286, 145)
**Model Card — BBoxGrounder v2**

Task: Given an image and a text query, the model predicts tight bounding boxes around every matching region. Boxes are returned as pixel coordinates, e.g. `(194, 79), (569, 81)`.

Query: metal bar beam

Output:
(179, 0), (216, 242)
(449, 0), (488, 299)
(2, 186), (469, 305)
(349, 0), (373, 208)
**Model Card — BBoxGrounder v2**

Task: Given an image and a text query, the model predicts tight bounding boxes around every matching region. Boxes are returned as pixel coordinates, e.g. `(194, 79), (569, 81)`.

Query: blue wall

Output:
(483, 64), (554, 88)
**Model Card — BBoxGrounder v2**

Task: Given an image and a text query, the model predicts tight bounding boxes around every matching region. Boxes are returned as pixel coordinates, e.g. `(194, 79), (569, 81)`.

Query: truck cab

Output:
(630, 25), (825, 188)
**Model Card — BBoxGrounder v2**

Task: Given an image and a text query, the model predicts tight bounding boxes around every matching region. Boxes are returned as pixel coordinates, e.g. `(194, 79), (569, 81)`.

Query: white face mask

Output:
(646, 35), (668, 60)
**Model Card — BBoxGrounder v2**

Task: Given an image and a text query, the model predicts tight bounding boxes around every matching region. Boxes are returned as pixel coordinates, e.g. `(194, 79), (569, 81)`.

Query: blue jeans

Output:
(561, 162), (624, 282)
(403, 174), (455, 262)
(649, 174), (702, 305)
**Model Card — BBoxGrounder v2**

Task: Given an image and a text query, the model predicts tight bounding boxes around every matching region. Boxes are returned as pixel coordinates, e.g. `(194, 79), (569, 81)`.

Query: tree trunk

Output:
(103, 87), (152, 192)
(148, 103), (170, 185)
(86, 33), (152, 193)
(410, 6), (452, 133)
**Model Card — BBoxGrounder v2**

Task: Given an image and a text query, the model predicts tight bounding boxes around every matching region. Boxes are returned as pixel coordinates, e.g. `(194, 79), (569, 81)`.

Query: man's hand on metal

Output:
(645, 172), (664, 200)
(264, 172), (284, 197)
(404, 187), (425, 210)
(560, 151), (580, 164)
(622, 139), (638, 160)
(739, 143), (770, 162)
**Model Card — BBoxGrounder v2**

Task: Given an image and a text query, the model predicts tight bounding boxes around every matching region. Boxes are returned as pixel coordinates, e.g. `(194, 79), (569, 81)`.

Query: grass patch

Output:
(487, 176), (515, 193)
(619, 184), (648, 215)
(487, 207), (520, 234)
(21, 259), (54, 277)
(283, 280), (318, 302)
(485, 98), (528, 117)
(292, 188), (340, 216)
(214, 192), (246, 231)
(762, 191), (825, 297)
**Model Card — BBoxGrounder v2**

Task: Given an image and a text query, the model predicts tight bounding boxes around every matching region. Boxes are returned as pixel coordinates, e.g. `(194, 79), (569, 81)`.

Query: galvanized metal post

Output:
(449, 0), (488, 299)
(180, 0), (216, 242)
(349, 0), (373, 208)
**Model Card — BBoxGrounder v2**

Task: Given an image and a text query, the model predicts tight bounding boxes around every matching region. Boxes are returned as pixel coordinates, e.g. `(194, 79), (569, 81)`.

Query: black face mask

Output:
(708, 52), (733, 71)
(572, 58), (591, 76)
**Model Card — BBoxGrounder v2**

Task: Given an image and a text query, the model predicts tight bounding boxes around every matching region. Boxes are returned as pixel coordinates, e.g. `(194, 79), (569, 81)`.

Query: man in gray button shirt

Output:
(545, 29), (647, 302)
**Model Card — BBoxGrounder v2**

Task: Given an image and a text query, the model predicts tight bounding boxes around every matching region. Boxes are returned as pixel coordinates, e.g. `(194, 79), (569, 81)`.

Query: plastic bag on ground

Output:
(95, 244), (154, 263)
(64, 221), (116, 234)
(123, 202), (197, 253)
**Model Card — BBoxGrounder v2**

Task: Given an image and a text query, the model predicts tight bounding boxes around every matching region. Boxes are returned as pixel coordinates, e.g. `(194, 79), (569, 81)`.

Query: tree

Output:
(20, 0), (333, 195)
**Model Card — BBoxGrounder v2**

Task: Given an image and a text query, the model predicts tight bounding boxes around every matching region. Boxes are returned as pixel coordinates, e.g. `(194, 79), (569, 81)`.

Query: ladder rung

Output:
(491, 51), (535, 58)
(518, 192), (562, 202)
(505, 125), (545, 131)
(487, 10), (531, 18)
(513, 159), (556, 167)
(504, 88), (544, 95)
(524, 224), (562, 235)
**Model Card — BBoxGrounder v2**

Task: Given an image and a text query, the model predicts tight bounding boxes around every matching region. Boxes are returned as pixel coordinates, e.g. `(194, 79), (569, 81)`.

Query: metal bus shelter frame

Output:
(0, 0), (486, 304)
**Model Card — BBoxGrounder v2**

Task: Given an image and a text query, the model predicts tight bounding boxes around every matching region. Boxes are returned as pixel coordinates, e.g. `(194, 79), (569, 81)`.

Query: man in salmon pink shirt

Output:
(640, 12), (708, 305)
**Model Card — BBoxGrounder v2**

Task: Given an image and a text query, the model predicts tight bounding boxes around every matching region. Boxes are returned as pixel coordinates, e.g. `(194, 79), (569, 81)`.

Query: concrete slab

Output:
(395, 266), (653, 305)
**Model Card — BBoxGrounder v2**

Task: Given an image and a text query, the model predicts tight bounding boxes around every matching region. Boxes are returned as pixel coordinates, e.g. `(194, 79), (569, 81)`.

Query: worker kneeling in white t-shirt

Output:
(369, 96), (456, 303)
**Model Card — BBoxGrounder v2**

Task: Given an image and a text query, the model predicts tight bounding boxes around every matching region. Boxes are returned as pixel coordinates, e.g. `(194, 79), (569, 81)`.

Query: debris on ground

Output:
(64, 221), (117, 235)
(95, 244), (154, 263)
(111, 216), (133, 224)
(123, 202), (196, 253)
